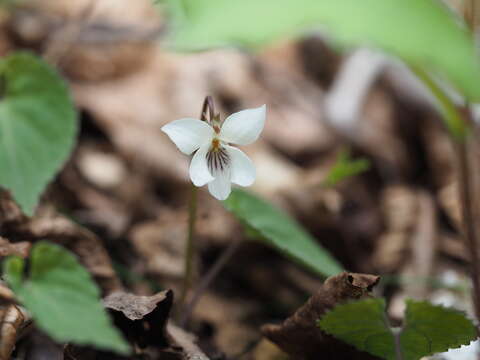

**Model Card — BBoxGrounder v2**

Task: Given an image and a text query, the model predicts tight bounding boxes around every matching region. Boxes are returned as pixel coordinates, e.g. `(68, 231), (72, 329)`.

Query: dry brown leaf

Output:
(0, 305), (30, 360)
(438, 182), (462, 231)
(104, 290), (173, 349)
(0, 192), (121, 293)
(0, 191), (27, 228)
(440, 232), (468, 261)
(7, 0), (160, 81)
(103, 291), (210, 359)
(192, 292), (258, 355)
(261, 272), (381, 360)
(372, 185), (418, 272)
(130, 212), (189, 280)
(0, 237), (30, 258)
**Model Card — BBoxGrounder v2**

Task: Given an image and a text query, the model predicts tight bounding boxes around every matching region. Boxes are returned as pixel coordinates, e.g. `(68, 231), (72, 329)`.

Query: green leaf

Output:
(4, 242), (130, 354)
(223, 189), (343, 277)
(318, 298), (476, 360)
(169, 0), (480, 100)
(318, 298), (396, 359)
(0, 52), (77, 215)
(401, 300), (477, 360)
(323, 148), (370, 186)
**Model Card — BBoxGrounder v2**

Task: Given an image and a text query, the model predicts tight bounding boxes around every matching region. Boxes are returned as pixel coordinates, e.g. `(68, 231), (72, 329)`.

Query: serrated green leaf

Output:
(401, 300), (476, 360)
(223, 189), (342, 277)
(0, 52), (77, 215)
(324, 149), (370, 187)
(318, 298), (396, 359)
(4, 242), (130, 354)
(318, 298), (477, 360)
(168, 0), (480, 101)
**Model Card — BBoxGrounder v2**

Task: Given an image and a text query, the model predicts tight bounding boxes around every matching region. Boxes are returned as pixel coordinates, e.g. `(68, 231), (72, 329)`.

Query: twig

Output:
(456, 138), (480, 334)
(180, 238), (242, 328)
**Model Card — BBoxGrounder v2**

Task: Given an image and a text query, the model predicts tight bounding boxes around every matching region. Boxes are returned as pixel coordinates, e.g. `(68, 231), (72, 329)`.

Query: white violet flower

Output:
(161, 105), (266, 200)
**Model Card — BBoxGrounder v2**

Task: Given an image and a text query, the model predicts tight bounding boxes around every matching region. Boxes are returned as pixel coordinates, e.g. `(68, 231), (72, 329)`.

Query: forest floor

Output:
(0, 1), (476, 359)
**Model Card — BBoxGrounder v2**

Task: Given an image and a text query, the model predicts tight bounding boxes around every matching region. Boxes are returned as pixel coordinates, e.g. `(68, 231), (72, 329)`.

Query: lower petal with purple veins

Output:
(207, 165), (232, 200)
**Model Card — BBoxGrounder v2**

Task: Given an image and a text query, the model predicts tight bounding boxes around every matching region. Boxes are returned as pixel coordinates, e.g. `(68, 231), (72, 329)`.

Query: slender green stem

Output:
(411, 66), (480, 332)
(410, 65), (468, 142)
(392, 329), (403, 360)
(180, 183), (198, 306)
(179, 96), (216, 308)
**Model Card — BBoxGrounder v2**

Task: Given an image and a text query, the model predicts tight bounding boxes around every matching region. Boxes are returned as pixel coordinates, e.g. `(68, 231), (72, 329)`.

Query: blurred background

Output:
(0, 0), (478, 359)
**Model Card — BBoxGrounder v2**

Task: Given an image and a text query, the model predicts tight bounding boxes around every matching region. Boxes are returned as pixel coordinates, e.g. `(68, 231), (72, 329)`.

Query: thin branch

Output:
(180, 238), (242, 328)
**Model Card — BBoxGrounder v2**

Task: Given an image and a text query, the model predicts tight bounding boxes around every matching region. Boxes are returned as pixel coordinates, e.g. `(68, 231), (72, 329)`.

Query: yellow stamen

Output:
(211, 138), (220, 152)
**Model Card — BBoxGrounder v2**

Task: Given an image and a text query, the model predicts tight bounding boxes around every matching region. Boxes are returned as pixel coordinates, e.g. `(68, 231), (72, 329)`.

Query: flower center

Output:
(211, 138), (221, 151)
(207, 138), (229, 173)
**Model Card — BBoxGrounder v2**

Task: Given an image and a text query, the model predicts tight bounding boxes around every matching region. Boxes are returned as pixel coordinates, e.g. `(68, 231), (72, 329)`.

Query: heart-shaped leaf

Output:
(4, 242), (130, 354)
(319, 298), (476, 360)
(0, 52), (77, 215)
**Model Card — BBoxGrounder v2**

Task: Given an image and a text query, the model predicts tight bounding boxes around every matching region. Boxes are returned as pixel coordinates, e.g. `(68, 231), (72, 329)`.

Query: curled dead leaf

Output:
(261, 271), (381, 360)
(0, 305), (30, 360)
(103, 291), (210, 359)
(104, 290), (173, 349)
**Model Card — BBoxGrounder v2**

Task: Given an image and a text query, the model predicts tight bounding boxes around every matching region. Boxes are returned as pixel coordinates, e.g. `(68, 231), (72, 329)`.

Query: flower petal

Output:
(219, 105), (266, 145)
(225, 145), (255, 186)
(207, 166), (232, 200)
(162, 118), (214, 155)
(189, 143), (214, 186)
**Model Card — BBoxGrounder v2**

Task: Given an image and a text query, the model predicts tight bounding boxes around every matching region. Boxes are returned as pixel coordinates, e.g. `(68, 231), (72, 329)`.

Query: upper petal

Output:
(162, 118), (214, 155)
(219, 105), (266, 145)
(225, 145), (255, 187)
(189, 143), (214, 186)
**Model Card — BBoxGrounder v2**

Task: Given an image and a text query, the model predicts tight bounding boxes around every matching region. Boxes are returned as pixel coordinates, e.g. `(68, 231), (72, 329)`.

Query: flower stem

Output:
(180, 182), (198, 306)
(392, 329), (404, 360)
(456, 137), (480, 335)
(179, 95), (217, 308)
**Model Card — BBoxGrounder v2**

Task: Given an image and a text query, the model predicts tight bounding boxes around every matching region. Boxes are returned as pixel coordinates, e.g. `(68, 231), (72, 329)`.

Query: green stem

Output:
(412, 66), (480, 333)
(393, 329), (403, 360)
(178, 96), (215, 308)
(180, 184), (198, 306)
(410, 65), (468, 142)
